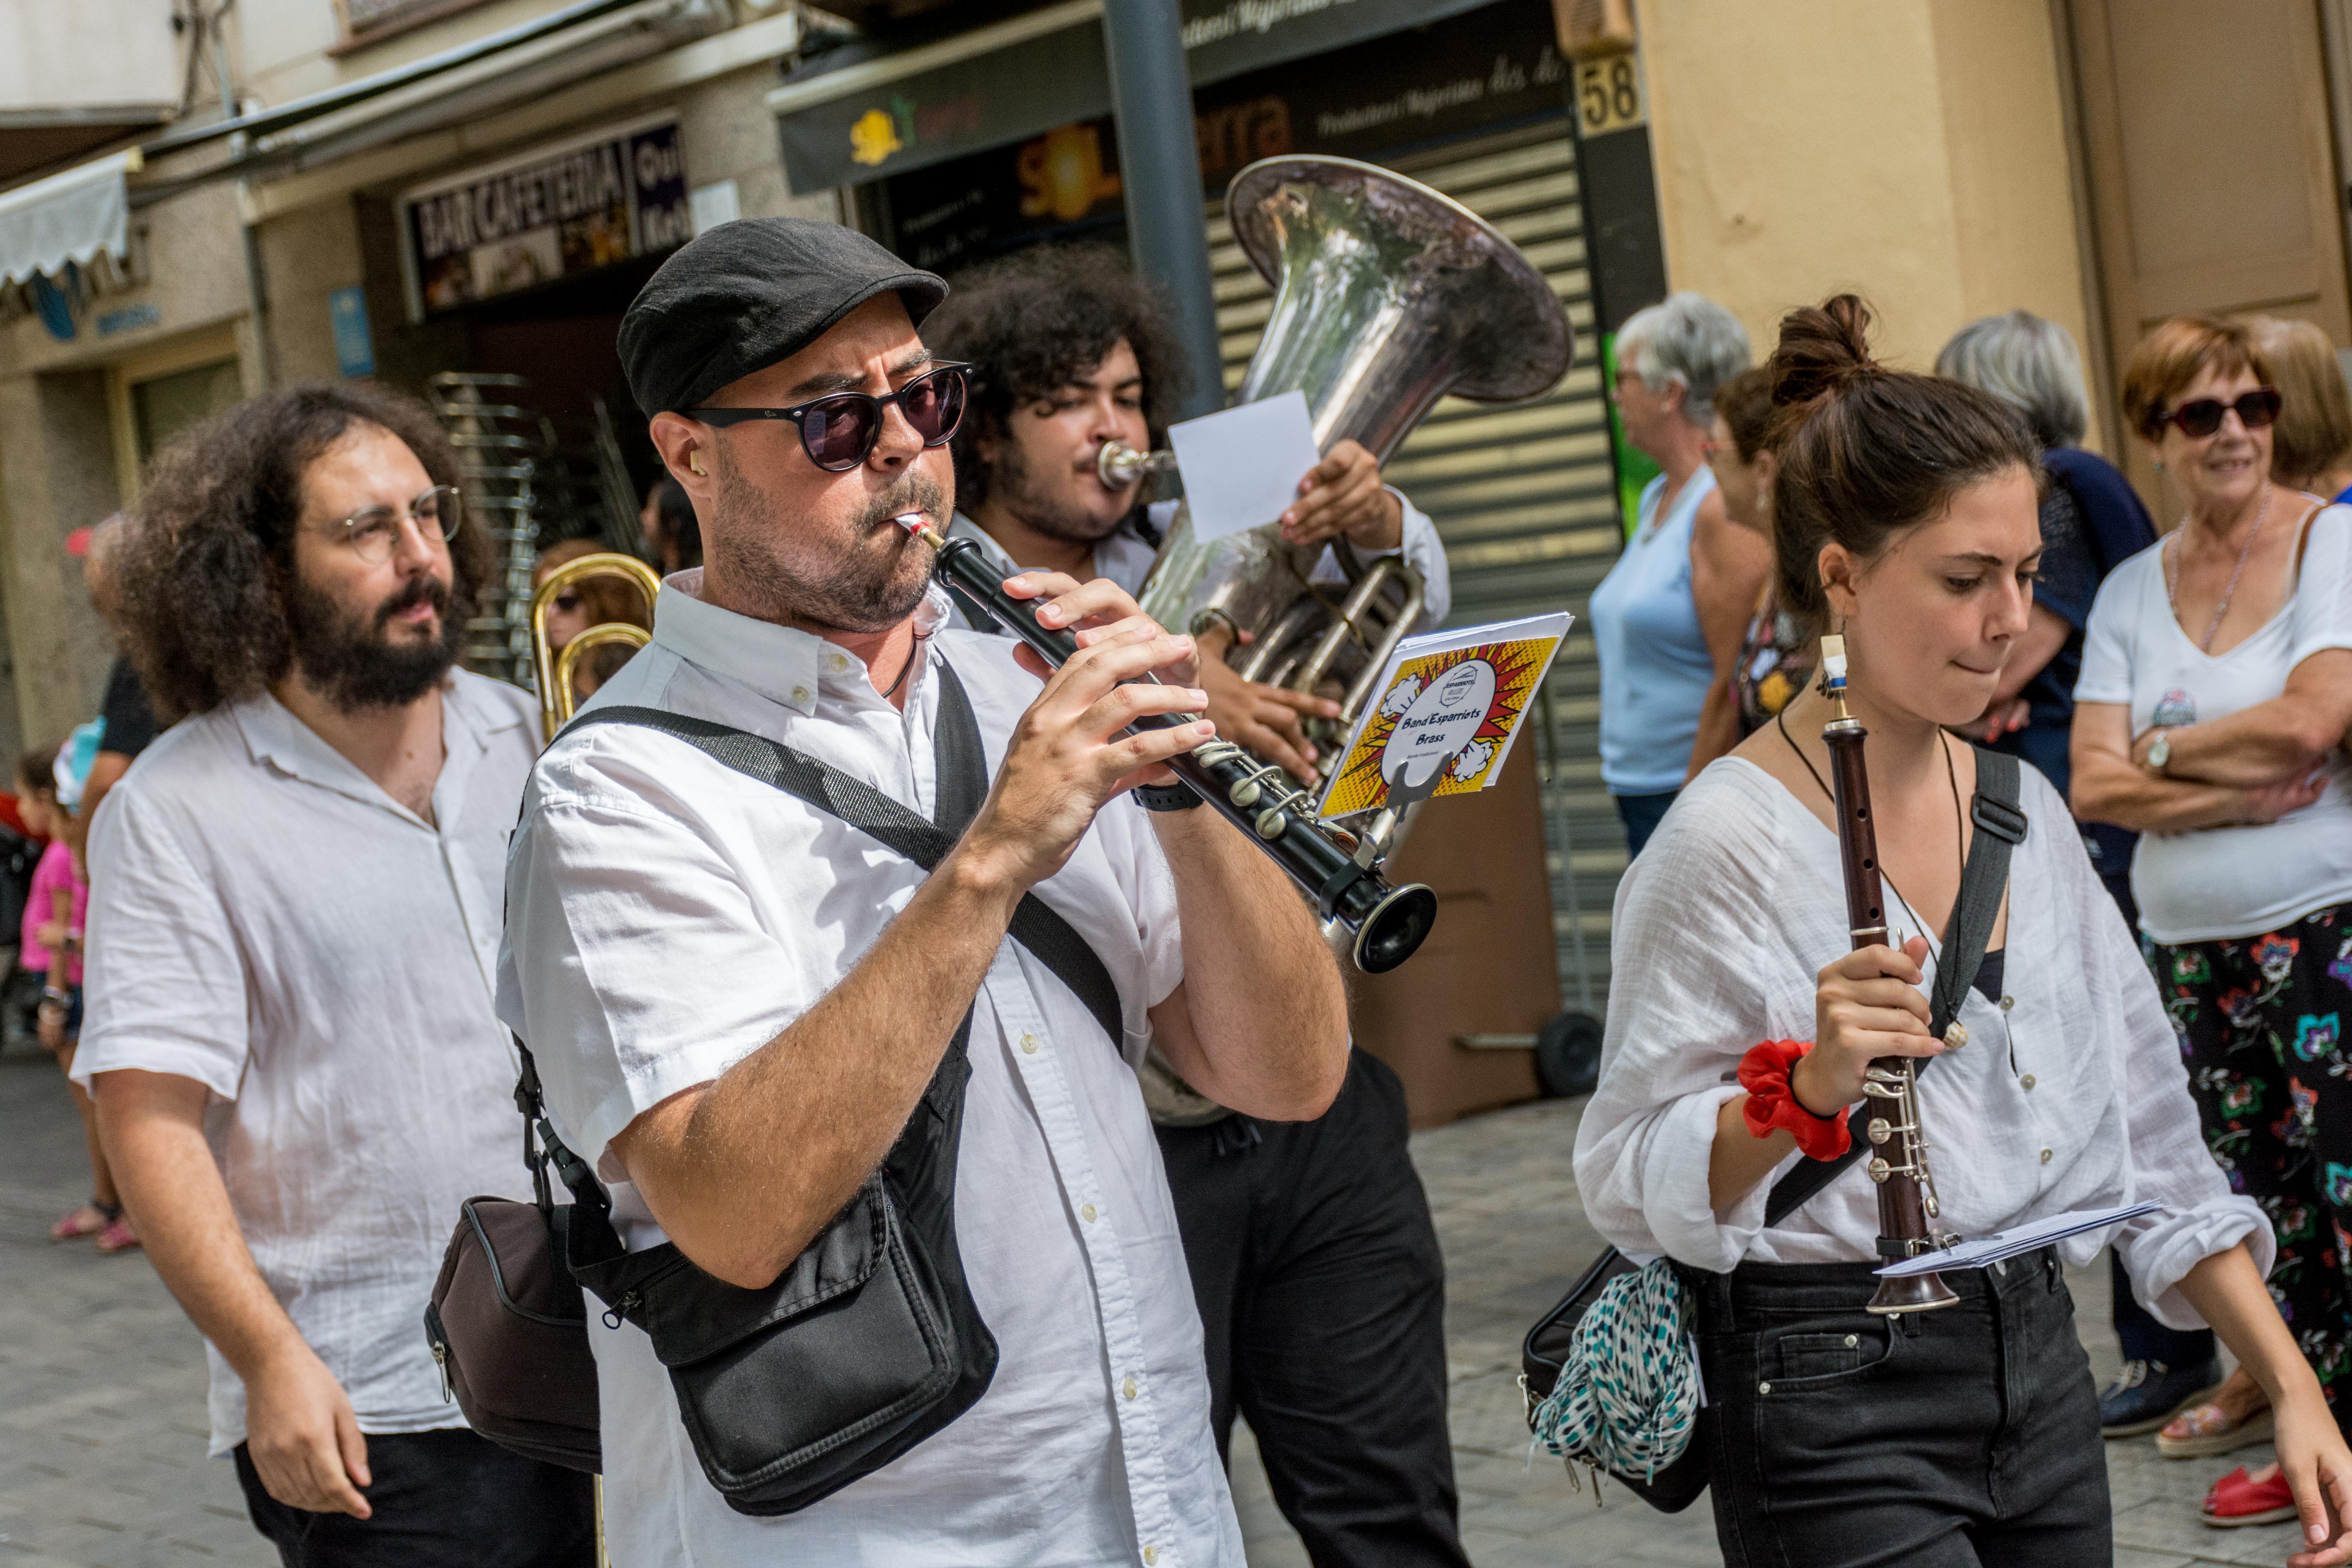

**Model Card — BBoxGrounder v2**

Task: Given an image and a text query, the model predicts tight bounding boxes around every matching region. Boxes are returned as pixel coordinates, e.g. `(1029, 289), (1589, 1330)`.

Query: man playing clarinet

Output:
(497, 216), (1350, 1564)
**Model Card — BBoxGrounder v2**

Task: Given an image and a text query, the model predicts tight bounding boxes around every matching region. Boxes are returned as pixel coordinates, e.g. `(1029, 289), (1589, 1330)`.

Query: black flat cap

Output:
(619, 217), (947, 416)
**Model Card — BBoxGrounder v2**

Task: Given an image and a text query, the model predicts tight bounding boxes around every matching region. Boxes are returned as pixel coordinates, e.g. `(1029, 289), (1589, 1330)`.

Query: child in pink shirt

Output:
(16, 746), (131, 1250)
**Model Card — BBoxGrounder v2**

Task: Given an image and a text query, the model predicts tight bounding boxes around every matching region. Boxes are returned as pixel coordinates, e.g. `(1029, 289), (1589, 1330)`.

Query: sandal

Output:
(94, 1214), (140, 1253)
(2157, 1399), (2275, 1458)
(48, 1200), (116, 1243)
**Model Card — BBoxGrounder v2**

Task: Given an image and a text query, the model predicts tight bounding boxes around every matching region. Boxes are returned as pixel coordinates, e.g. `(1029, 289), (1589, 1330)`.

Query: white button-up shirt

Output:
(73, 671), (541, 1454)
(494, 573), (1241, 1568)
(1572, 757), (2269, 1328)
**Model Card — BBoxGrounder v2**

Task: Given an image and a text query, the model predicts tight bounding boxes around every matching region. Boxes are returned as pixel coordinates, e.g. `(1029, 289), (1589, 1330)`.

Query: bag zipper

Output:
(602, 1289), (641, 1330)
(428, 1336), (452, 1402)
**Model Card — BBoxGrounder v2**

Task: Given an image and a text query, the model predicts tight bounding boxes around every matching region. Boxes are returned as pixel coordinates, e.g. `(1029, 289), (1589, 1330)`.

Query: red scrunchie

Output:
(1739, 1039), (1851, 1160)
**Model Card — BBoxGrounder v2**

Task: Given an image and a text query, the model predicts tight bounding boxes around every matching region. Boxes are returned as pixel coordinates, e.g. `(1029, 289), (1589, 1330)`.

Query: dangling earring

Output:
(689, 451), (706, 476)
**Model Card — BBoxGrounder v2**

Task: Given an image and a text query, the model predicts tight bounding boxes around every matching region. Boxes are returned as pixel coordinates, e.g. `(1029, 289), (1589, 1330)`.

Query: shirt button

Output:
(790, 685), (811, 705)
(1082, 1203), (1097, 1223)
(2000, 994), (2014, 1011)
(1122, 1376), (1139, 1400)
(2040, 1148), (2053, 1164)
(2020, 1073), (2036, 1090)
(826, 653), (849, 674)
(1020, 1034), (1039, 1055)
(1144, 1550), (1158, 1566)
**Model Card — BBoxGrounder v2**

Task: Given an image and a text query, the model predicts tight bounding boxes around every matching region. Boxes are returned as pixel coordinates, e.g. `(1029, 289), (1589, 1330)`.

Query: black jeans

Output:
(1613, 789), (1679, 858)
(1693, 1247), (2109, 1568)
(1156, 1049), (1469, 1568)
(234, 1427), (593, 1568)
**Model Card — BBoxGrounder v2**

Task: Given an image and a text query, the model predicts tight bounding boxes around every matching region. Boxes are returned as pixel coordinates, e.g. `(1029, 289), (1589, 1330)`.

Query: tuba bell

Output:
(1138, 156), (1573, 739)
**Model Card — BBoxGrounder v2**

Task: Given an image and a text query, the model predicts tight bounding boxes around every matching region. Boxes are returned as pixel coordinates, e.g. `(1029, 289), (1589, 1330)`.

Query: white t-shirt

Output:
(73, 672), (541, 1454)
(495, 576), (1241, 1568)
(1573, 757), (2267, 1330)
(2076, 506), (2352, 942)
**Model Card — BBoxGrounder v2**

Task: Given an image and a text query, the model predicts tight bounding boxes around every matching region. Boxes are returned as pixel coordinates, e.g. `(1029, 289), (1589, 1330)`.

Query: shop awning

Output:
(768, 0), (1505, 191)
(0, 148), (140, 291)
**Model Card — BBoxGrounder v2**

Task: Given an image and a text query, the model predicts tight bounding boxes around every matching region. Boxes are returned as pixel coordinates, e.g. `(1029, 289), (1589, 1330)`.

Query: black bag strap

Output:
(565, 663), (1123, 1049)
(1760, 748), (2022, 1229)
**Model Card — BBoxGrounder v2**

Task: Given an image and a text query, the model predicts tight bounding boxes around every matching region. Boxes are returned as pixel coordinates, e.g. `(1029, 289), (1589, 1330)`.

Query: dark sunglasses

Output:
(687, 362), (970, 472)
(2159, 387), (2281, 439)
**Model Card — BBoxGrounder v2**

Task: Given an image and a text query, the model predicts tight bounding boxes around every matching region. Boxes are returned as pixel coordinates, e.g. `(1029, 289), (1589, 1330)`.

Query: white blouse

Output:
(1572, 756), (2269, 1330)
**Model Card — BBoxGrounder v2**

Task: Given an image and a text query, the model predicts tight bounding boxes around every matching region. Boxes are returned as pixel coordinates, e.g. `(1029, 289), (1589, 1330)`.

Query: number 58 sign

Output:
(1576, 50), (1646, 136)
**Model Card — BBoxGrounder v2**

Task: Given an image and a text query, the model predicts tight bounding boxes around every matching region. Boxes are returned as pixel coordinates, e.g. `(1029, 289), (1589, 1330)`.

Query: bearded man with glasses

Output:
(73, 383), (588, 1566)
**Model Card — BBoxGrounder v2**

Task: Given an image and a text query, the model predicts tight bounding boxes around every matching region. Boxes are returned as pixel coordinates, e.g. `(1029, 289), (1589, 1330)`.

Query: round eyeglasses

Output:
(327, 485), (463, 564)
(687, 362), (970, 473)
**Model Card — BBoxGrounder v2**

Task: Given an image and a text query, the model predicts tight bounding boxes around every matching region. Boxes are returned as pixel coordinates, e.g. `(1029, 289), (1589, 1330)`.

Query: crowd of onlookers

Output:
(1589, 291), (2352, 1526)
(10, 278), (2348, 1546)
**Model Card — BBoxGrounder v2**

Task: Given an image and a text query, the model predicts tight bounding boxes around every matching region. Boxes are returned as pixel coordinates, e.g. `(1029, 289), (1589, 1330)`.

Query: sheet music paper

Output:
(1873, 1201), (2161, 1277)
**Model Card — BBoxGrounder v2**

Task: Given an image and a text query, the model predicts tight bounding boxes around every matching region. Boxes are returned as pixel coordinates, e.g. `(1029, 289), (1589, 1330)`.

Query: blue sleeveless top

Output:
(1589, 468), (1718, 794)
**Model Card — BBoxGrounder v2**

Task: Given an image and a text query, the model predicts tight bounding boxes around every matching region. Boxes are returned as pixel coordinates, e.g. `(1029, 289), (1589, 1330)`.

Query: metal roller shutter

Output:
(1205, 117), (1624, 1018)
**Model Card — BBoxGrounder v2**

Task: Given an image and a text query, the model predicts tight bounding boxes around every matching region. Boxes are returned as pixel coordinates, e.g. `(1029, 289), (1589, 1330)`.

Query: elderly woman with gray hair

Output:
(1938, 309), (2191, 1438)
(1588, 291), (1769, 854)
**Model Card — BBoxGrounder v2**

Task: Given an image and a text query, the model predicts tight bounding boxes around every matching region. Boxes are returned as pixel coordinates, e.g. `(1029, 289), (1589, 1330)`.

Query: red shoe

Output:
(94, 1215), (140, 1254)
(2201, 1464), (2298, 1528)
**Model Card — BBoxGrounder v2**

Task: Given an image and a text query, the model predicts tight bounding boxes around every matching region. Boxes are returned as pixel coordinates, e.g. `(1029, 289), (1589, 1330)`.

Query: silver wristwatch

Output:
(2144, 728), (2171, 773)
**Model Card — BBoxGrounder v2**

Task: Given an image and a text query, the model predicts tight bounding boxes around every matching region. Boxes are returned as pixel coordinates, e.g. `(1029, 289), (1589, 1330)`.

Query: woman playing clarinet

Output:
(1573, 296), (2352, 1566)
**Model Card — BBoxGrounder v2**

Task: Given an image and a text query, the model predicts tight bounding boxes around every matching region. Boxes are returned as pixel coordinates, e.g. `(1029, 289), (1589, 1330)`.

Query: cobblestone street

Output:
(0, 1045), (2314, 1567)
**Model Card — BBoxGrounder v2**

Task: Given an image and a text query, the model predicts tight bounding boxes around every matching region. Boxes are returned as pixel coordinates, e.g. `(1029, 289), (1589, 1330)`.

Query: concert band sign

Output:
(397, 114), (692, 320)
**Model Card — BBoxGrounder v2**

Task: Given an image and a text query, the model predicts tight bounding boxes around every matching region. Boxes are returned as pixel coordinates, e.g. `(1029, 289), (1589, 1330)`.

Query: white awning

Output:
(0, 149), (140, 289)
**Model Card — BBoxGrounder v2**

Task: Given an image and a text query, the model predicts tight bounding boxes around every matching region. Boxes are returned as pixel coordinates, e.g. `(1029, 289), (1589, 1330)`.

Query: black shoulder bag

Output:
(428, 663), (1125, 1514)
(1519, 749), (2025, 1512)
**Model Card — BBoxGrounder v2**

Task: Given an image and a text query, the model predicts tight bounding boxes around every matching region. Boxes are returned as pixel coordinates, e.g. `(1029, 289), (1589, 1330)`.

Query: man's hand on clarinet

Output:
(1279, 438), (1403, 551)
(958, 572), (1209, 893)
(1792, 936), (1943, 1115)
(1189, 622), (1341, 784)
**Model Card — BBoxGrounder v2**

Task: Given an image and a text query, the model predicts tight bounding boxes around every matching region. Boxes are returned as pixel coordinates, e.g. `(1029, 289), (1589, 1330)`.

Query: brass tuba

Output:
(1138, 156), (1573, 733)
(529, 552), (665, 739)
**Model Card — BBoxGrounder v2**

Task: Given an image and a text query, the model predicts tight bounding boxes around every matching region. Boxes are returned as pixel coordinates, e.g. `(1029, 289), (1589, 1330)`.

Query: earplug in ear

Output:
(689, 451), (706, 476)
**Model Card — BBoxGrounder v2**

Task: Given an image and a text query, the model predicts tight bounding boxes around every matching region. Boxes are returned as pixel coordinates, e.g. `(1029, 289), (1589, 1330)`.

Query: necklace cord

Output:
(2168, 486), (2272, 653)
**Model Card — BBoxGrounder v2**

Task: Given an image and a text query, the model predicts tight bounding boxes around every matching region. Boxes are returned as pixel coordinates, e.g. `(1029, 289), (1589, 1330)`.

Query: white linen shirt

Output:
(494, 573), (1242, 1568)
(942, 490), (1453, 626)
(71, 671), (540, 1455)
(1572, 756), (2270, 1330)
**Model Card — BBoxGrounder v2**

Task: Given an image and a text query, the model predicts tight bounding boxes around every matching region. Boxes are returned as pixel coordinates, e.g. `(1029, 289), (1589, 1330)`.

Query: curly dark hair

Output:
(121, 381), (490, 722)
(921, 244), (1191, 511)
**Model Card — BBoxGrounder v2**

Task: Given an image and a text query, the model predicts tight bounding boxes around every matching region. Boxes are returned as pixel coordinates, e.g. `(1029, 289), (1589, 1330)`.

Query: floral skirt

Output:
(2157, 901), (2352, 1415)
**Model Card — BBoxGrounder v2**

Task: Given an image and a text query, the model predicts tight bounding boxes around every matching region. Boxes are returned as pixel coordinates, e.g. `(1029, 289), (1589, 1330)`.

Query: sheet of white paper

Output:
(1873, 1201), (2160, 1277)
(1167, 390), (1323, 542)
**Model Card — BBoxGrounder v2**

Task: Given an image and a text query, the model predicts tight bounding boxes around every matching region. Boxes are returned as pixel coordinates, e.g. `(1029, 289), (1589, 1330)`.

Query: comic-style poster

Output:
(1316, 613), (1571, 820)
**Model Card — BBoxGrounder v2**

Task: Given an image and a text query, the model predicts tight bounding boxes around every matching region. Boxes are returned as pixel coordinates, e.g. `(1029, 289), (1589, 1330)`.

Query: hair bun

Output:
(1769, 294), (1879, 412)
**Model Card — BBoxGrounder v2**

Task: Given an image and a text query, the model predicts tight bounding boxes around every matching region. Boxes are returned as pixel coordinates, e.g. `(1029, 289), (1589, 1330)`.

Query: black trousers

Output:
(1693, 1247), (2109, 1568)
(234, 1427), (593, 1568)
(1155, 1048), (1470, 1568)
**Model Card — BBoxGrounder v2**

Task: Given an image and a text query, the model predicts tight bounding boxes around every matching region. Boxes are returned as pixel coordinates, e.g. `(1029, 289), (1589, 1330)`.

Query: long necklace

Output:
(1776, 708), (1965, 942)
(2166, 485), (2270, 652)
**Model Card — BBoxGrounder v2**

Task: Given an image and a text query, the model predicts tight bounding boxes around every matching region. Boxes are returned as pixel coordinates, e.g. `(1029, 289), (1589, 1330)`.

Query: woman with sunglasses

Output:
(2073, 312), (2352, 1529)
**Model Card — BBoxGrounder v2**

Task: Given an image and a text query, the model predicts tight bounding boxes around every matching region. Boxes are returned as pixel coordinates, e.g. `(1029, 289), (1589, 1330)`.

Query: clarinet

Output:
(895, 513), (1438, 975)
(1818, 635), (1961, 1316)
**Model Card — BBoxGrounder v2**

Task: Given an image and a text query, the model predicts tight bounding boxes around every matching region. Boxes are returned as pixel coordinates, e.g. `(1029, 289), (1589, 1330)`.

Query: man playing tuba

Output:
(925, 243), (1473, 1568)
